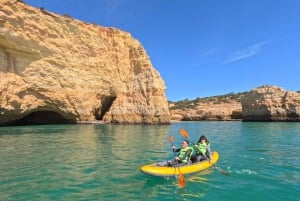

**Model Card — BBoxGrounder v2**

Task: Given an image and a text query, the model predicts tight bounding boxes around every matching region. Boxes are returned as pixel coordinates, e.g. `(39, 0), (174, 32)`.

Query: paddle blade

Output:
(180, 128), (189, 139)
(169, 135), (174, 144)
(217, 167), (231, 176)
(178, 168), (186, 188)
(213, 164), (231, 176)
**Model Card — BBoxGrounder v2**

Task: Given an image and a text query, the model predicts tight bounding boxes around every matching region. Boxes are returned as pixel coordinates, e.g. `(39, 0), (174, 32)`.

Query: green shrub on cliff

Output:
(169, 92), (248, 110)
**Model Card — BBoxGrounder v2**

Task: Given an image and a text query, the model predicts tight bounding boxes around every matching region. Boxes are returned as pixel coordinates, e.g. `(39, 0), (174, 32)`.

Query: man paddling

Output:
(157, 140), (193, 167)
(172, 140), (194, 164)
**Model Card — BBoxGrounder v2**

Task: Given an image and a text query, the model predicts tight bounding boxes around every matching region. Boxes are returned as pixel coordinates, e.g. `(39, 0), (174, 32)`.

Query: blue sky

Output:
(24, 0), (300, 101)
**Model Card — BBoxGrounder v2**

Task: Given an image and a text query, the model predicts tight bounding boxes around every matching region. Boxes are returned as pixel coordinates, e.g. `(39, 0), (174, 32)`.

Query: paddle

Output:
(179, 128), (230, 176)
(177, 166), (186, 188)
(169, 135), (186, 188)
(179, 128), (189, 139)
(179, 128), (195, 145)
(212, 163), (231, 176)
(169, 135), (174, 146)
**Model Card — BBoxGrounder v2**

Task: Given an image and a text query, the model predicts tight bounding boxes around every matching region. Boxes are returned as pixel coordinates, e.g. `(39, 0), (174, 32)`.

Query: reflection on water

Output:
(0, 124), (172, 200)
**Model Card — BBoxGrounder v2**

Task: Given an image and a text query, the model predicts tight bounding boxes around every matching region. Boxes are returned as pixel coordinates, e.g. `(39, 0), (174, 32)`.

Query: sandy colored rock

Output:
(241, 85), (300, 121)
(0, 0), (170, 125)
(169, 101), (243, 121)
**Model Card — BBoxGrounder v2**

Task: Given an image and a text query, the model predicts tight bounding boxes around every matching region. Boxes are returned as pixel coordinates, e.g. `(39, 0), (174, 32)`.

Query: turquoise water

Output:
(0, 122), (299, 201)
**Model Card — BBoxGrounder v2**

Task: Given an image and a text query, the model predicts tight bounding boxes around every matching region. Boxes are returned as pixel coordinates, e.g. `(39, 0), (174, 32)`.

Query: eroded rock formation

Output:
(241, 85), (300, 121)
(0, 0), (170, 125)
(169, 100), (243, 121)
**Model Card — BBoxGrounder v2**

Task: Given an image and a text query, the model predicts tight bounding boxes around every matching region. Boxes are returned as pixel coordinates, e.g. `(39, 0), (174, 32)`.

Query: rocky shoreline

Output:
(77, 120), (106, 124)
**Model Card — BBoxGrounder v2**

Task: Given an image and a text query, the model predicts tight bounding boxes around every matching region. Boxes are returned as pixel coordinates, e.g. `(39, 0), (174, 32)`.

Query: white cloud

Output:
(223, 40), (271, 64)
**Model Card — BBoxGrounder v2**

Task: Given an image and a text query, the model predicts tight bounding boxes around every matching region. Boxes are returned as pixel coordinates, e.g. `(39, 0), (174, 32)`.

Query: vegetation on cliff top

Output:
(168, 92), (248, 110)
(169, 87), (300, 111)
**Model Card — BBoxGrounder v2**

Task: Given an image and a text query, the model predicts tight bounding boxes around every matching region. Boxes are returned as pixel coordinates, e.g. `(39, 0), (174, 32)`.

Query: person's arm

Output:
(193, 144), (199, 155)
(172, 146), (181, 153)
(206, 145), (212, 161)
(207, 145), (211, 156)
(174, 148), (182, 161)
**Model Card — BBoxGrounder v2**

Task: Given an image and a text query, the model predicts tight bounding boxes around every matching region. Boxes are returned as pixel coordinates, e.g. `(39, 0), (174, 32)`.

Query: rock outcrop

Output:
(169, 100), (243, 121)
(241, 85), (300, 121)
(0, 0), (170, 125)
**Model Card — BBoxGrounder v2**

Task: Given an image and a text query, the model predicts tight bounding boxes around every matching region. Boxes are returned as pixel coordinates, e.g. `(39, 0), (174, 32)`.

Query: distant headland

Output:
(169, 85), (300, 122)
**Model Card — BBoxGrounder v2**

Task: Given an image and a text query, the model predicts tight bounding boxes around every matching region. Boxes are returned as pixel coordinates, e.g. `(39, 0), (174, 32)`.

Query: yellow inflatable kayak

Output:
(140, 151), (219, 177)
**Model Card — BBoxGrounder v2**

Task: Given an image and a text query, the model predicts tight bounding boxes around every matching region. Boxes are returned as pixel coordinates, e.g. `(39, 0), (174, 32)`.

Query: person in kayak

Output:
(171, 140), (194, 165)
(157, 140), (193, 167)
(194, 135), (211, 162)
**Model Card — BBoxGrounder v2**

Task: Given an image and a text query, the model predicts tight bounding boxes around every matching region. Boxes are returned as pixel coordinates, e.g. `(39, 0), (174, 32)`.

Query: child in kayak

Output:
(194, 135), (211, 162)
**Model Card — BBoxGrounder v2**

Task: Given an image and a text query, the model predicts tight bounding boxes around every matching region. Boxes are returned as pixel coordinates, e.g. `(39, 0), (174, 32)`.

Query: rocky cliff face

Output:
(241, 85), (300, 121)
(0, 0), (170, 125)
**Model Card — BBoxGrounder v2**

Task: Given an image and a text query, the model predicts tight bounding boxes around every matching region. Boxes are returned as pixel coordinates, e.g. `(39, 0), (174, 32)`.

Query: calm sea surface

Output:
(0, 122), (299, 201)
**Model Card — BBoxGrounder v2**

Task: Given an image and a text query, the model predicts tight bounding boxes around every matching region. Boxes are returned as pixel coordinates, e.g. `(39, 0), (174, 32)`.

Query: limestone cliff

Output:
(0, 0), (170, 125)
(241, 85), (300, 121)
(169, 94), (244, 121)
(169, 103), (242, 121)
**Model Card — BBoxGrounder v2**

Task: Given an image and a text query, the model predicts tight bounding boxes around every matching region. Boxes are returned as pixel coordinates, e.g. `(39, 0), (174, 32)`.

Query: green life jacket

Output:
(196, 142), (210, 155)
(178, 146), (193, 163)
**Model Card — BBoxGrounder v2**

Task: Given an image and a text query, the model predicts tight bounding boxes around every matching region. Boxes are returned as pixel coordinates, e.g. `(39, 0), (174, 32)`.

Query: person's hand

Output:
(175, 156), (179, 161)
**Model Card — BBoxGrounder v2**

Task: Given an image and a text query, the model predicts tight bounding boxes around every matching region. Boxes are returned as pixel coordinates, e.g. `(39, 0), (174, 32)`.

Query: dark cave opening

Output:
(14, 111), (76, 125)
(96, 96), (116, 120)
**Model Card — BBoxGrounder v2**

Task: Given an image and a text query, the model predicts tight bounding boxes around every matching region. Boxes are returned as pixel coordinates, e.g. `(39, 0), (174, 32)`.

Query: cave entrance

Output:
(14, 111), (76, 125)
(96, 96), (116, 120)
